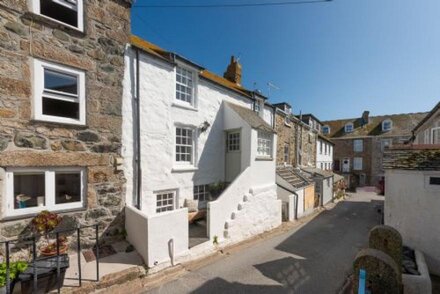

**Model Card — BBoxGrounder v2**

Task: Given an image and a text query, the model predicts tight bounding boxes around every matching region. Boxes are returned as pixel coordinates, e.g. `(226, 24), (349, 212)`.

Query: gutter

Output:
(133, 48), (142, 209)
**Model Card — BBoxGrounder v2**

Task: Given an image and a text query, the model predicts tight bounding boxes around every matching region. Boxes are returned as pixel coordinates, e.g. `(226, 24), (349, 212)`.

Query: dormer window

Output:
(254, 98), (264, 114)
(322, 126), (330, 135)
(345, 123), (354, 133)
(382, 119), (393, 132)
(31, 0), (84, 32)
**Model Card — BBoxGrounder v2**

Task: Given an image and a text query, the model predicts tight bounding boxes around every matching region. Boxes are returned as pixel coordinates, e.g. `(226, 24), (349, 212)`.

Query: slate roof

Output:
(301, 167), (334, 178)
(130, 35), (267, 101)
(383, 145), (440, 170)
(226, 102), (275, 133)
(412, 101), (440, 133)
(276, 166), (311, 189)
(322, 112), (428, 139)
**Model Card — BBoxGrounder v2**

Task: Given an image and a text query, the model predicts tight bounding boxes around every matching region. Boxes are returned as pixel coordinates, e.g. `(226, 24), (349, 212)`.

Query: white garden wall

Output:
(125, 206), (188, 268)
(385, 169), (440, 275)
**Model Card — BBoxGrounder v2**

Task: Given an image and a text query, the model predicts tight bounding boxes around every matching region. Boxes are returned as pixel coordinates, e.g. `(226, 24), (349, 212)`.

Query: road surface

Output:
(147, 191), (383, 294)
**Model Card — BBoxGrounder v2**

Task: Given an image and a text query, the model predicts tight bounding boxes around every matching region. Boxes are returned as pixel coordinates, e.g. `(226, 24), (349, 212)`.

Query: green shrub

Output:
(0, 261), (28, 287)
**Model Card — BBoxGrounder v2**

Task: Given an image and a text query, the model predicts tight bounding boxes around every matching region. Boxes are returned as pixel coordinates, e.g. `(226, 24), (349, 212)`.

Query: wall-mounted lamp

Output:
(199, 121), (211, 133)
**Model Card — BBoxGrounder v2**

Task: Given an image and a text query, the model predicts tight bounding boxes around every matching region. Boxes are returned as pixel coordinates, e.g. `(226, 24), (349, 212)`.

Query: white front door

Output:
(225, 130), (241, 182)
(342, 158), (350, 173)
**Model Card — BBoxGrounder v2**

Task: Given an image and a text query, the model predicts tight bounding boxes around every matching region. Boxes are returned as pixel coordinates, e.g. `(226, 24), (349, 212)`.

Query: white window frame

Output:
(382, 119), (393, 132)
(193, 185), (210, 201)
(381, 139), (392, 151)
(174, 64), (197, 108)
(33, 58), (86, 125)
(4, 167), (85, 218)
(322, 126), (330, 135)
(431, 127), (440, 144)
(227, 131), (241, 152)
(30, 0), (84, 32)
(155, 190), (177, 213)
(353, 139), (363, 152)
(174, 126), (197, 166)
(345, 123), (354, 133)
(254, 98), (264, 114)
(257, 131), (273, 158)
(353, 157), (363, 171)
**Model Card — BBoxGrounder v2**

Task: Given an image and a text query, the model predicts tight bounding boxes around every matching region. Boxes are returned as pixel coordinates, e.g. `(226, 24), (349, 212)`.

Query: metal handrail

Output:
(1, 224), (100, 294)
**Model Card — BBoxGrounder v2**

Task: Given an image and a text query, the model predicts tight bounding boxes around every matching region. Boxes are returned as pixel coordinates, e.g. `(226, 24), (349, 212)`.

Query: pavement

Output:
(145, 191), (384, 294)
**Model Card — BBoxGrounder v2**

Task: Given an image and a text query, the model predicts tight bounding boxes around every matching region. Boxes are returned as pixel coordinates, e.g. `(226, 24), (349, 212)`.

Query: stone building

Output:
(323, 110), (427, 188)
(0, 0), (132, 246)
(412, 101), (440, 145)
(274, 102), (297, 166)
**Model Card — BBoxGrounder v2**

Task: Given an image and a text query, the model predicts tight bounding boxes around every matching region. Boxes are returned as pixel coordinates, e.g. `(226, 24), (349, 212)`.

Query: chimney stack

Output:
(223, 56), (242, 86)
(362, 110), (370, 126)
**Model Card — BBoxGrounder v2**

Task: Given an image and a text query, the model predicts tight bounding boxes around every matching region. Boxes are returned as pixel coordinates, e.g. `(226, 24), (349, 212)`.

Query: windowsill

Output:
(1, 206), (87, 222)
(30, 119), (88, 129)
(23, 12), (85, 37)
(256, 156), (273, 161)
(171, 102), (198, 112)
(172, 166), (199, 173)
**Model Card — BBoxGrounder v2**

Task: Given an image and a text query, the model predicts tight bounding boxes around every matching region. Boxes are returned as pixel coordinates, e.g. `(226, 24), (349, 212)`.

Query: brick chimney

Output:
(223, 56), (242, 86)
(362, 110), (370, 126)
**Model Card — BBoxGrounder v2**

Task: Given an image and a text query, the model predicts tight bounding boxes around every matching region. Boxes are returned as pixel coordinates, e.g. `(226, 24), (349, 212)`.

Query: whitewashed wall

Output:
(316, 138), (333, 170)
(122, 48), (275, 214)
(322, 177), (333, 205)
(125, 206), (188, 268)
(385, 169), (440, 275)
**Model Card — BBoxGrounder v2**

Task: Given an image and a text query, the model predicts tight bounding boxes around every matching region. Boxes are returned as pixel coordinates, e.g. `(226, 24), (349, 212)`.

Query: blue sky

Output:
(131, 0), (440, 120)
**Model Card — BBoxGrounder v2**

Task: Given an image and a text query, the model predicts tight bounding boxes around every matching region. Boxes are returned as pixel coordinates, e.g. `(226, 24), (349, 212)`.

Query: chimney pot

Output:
(224, 55), (242, 86)
(362, 111), (370, 125)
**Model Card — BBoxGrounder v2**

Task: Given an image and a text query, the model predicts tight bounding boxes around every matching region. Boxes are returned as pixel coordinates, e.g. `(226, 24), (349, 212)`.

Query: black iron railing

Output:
(1, 224), (100, 294)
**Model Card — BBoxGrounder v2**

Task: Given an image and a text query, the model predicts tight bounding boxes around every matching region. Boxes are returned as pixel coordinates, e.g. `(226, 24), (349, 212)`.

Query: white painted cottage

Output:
(122, 36), (281, 268)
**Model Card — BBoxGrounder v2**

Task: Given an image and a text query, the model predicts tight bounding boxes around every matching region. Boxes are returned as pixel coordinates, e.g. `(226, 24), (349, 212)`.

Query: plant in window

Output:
(31, 211), (68, 256)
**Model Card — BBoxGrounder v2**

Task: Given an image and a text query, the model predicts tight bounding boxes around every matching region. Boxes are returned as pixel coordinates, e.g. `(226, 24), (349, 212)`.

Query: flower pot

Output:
(40, 244), (68, 257)
(19, 254), (69, 294)
(0, 281), (15, 294)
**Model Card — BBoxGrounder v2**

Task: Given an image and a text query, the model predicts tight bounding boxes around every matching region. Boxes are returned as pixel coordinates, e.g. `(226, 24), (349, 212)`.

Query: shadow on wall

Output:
(192, 104), (225, 187)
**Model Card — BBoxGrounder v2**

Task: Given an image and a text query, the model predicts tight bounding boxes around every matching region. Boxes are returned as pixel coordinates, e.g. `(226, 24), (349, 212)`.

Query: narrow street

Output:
(146, 191), (383, 294)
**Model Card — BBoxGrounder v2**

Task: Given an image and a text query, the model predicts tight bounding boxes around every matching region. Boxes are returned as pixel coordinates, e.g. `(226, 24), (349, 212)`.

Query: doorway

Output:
(225, 130), (241, 183)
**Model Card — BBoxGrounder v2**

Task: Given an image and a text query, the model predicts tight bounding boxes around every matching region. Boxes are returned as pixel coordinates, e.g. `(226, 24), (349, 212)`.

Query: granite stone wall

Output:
(0, 0), (131, 247)
(274, 112), (297, 166)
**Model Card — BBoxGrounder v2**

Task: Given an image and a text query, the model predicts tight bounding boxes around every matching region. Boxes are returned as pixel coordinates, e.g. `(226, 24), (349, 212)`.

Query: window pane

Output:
(14, 173), (45, 209)
(55, 172), (81, 204)
(40, 0), (78, 28)
(44, 69), (78, 95)
(43, 97), (79, 119)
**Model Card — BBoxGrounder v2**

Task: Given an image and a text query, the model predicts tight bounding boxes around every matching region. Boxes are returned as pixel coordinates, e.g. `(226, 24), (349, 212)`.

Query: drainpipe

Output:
(133, 48), (142, 209)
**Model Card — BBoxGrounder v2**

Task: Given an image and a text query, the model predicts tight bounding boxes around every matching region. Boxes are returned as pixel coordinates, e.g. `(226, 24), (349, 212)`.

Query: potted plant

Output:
(31, 211), (67, 256)
(208, 182), (228, 199)
(0, 261), (28, 294)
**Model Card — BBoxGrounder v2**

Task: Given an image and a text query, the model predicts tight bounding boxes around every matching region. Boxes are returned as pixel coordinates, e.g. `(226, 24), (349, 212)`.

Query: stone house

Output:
(0, 0), (132, 246)
(412, 101), (440, 145)
(123, 36), (281, 268)
(323, 111), (427, 188)
(383, 145), (440, 275)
